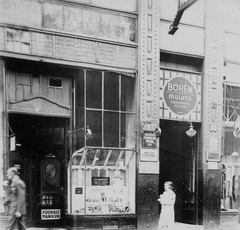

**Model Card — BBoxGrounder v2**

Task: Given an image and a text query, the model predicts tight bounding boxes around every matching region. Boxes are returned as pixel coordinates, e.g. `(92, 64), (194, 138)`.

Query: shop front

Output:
(221, 83), (240, 226)
(4, 58), (72, 227)
(2, 57), (137, 229)
(159, 53), (203, 225)
(65, 69), (137, 229)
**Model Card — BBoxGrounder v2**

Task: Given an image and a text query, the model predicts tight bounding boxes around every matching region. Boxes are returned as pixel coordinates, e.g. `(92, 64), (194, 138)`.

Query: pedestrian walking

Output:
(5, 167), (26, 230)
(158, 181), (176, 230)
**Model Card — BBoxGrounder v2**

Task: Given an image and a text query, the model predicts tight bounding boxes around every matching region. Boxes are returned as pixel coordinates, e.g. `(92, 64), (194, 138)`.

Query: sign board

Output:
(139, 161), (159, 174)
(0, 0), (42, 28)
(142, 130), (157, 149)
(92, 177), (110, 186)
(140, 149), (158, 162)
(75, 187), (83, 194)
(163, 77), (197, 116)
(41, 209), (61, 220)
(206, 151), (220, 162)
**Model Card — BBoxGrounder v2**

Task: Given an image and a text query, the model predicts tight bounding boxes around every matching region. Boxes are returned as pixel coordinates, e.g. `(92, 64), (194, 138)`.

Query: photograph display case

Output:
(68, 147), (136, 215)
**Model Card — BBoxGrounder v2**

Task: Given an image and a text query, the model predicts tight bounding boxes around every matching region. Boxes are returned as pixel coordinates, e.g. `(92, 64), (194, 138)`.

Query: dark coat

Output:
(9, 177), (26, 215)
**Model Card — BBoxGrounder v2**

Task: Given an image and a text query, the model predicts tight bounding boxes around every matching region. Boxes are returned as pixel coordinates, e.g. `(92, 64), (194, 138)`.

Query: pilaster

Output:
(137, 0), (160, 229)
(200, 0), (224, 228)
(0, 59), (7, 191)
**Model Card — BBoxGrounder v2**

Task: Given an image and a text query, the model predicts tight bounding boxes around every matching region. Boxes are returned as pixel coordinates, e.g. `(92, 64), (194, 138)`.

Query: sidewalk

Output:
(173, 222), (203, 230)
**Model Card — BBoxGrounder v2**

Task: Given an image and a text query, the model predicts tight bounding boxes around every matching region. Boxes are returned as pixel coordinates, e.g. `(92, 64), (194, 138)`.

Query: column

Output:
(137, 0), (161, 229)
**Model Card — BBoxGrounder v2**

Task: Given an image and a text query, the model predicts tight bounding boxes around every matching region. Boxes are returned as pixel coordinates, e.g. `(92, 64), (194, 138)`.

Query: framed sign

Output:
(142, 130), (157, 149)
(140, 149), (158, 162)
(41, 209), (61, 220)
(92, 177), (110, 186)
(206, 151), (220, 162)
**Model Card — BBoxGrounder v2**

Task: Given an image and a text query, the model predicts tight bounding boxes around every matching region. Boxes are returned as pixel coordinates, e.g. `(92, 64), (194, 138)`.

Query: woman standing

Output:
(158, 181), (176, 230)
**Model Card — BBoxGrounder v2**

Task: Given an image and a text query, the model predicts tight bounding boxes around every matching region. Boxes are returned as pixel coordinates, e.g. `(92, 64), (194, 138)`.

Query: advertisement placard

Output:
(163, 77), (197, 116)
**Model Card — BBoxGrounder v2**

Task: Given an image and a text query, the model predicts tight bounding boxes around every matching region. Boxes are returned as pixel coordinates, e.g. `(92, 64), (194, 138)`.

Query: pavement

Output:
(0, 219), (240, 230)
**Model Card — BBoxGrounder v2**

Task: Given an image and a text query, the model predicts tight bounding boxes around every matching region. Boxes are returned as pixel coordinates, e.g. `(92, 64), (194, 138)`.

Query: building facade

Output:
(0, 0), (239, 229)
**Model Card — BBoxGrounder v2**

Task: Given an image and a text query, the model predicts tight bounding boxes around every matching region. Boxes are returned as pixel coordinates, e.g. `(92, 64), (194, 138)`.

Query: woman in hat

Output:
(158, 181), (176, 230)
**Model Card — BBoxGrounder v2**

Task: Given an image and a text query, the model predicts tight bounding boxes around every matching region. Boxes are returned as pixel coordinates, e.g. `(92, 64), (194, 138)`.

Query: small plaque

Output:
(92, 177), (110, 186)
(207, 151), (220, 162)
(41, 209), (61, 220)
(75, 187), (83, 194)
(140, 149), (158, 162)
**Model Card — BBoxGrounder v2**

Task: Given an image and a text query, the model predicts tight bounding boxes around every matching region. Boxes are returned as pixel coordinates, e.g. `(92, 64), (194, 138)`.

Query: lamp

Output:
(231, 137), (239, 156)
(186, 122), (197, 138)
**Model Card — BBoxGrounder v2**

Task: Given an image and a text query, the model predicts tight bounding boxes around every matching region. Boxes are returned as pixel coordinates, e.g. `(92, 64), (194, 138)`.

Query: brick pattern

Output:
(75, 39), (96, 62)
(32, 32), (53, 57)
(118, 46), (137, 68)
(1, 26), (137, 69)
(98, 43), (117, 66)
(54, 36), (75, 60)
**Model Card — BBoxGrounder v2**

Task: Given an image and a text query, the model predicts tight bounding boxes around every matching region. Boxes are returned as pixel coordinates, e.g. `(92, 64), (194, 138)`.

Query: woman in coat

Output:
(158, 181), (176, 230)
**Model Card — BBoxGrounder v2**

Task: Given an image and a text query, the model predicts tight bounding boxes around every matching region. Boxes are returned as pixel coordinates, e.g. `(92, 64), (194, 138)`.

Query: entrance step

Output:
(172, 222), (203, 230)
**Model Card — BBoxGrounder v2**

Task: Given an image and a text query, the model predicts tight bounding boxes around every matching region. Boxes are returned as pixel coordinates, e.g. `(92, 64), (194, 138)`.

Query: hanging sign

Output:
(163, 77), (197, 116)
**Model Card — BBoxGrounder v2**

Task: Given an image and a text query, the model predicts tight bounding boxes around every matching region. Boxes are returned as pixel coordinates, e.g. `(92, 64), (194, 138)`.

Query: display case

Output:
(67, 147), (136, 215)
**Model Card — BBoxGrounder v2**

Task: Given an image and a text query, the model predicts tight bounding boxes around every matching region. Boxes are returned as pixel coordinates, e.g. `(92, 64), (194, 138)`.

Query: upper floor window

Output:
(85, 70), (136, 149)
(6, 28), (30, 54)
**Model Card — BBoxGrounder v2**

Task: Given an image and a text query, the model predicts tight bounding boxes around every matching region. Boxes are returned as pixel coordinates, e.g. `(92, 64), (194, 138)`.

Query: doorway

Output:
(159, 120), (199, 224)
(8, 114), (69, 227)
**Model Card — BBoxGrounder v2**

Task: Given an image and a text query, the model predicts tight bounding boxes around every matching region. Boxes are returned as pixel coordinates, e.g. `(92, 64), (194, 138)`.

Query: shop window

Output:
(85, 71), (136, 149)
(6, 28), (30, 54)
(222, 83), (240, 210)
(68, 148), (136, 215)
(86, 71), (102, 109)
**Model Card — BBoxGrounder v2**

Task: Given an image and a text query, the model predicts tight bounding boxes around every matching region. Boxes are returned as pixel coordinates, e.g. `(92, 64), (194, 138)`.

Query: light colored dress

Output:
(158, 189), (176, 229)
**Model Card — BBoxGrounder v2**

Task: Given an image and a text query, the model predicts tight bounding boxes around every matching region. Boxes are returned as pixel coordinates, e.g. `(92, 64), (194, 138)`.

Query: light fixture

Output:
(186, 122), (197, 137)
(231, 137), (239, 156)
(231, 151), (239, 156)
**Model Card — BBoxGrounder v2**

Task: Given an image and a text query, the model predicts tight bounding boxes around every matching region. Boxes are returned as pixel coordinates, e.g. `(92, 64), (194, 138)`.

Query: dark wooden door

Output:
(36, 154), (64, 226)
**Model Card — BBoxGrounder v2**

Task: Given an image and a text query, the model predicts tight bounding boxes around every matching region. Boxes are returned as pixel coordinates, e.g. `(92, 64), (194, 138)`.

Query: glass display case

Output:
(67, 147), (136, 215)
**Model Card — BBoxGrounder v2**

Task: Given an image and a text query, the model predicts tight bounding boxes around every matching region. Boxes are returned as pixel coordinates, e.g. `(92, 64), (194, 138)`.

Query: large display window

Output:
(222, 84), (240, 210)
(67, 147), (136, 215)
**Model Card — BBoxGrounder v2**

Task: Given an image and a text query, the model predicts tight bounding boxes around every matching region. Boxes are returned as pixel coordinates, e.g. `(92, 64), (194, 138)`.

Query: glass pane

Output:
(104, 72), (119, 111)
(86, 110), (102, 146)
(21, 31), (30, 43)
(6, 29), (13, 40)
(6, 41), (14, 51)
(13, 30), (20, 41)
(121, 76), (135, 112)
(86, 70), (102, 109)
(121, 113), (136, 148)
(14, 41), (21, 52)
(68, 148), (136, 215)
(22, 43), (30, 54)
(104, 112), (119, 147)
(107, 150), (121, 166)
